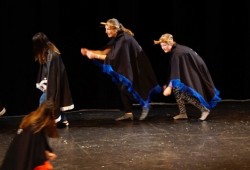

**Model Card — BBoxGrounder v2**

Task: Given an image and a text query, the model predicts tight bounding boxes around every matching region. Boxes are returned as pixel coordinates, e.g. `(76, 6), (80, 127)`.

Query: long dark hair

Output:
(32, 32), (61, 64)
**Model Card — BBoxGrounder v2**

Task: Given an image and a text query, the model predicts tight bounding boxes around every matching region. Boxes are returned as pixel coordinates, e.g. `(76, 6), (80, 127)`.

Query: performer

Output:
(81, 18), (162, 120)
(154, 33), (221, 120)
(0, 100), (58, 170)
(33, 32), (74, 127)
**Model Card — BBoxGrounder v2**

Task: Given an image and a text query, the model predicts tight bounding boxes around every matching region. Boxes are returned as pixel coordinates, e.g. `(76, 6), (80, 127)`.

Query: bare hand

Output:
(86, 51), (95, 59)
(81, 48), (95, 59)
(81, 48), (88, 56)
(45, 150), (57, 161)
(163, 86), (172, 96)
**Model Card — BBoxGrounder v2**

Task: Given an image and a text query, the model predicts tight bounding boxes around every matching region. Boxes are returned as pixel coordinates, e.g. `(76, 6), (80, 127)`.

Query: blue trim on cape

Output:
(93, 60), (162, 109)
(171, 79), (221, 109)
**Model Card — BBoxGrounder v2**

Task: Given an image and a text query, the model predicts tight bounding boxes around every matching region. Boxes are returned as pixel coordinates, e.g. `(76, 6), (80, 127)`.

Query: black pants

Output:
(118, 84), (133, 113)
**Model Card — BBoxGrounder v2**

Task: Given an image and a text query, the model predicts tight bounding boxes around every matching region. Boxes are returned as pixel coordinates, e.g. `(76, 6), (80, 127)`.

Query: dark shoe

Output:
(57, 120), (69, 128)
(115, 113), (133, 121)
(139, 107), (149, 120)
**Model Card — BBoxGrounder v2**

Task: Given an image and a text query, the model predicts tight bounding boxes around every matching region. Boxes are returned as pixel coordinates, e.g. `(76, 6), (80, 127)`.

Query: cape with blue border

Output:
(171, 79), (221, 109)
(93, 60), (162, 109)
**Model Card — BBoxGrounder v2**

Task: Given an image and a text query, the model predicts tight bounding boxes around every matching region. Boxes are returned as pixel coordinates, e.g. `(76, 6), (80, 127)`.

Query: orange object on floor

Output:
(34, 161), (53, 170)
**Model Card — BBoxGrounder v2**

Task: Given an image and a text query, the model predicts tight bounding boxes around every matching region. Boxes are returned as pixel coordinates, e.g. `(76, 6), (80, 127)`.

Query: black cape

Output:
(36, 51), (74, 117)
(167, 44), (221, 109)
(94, 32), (162, 108)
(0, 127), (53, 170)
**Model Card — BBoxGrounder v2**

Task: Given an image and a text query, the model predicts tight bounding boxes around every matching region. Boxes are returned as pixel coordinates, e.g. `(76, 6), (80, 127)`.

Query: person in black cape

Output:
(81, 18), (162, 120)
(33, 32), (74, 127)
(0, 100), (59, 170)
(154, 33), (221, 121)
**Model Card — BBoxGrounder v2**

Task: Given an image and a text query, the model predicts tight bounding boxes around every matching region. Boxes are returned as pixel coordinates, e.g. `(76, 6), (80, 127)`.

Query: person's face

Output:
(160, 43), (172, 53)
(105, 25), (117, 38)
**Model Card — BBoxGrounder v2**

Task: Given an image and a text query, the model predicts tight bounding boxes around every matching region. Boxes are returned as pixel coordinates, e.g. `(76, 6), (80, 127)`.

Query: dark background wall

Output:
(1, 0), (250, 115)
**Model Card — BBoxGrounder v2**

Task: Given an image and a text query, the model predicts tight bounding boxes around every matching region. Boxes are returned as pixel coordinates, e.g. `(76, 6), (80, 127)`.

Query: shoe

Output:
(173, 114), (188, 120)
(62, 120), (69, 126)
(115, 113), (133, 121)
(0, 107), (6, 116)
(200, 111), (210, 121)
(57, 120), (69, 128)
(139, 107), (149, 120)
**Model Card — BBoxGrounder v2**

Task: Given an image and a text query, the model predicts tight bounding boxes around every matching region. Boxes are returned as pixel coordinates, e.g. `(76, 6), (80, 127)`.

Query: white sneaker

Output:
(173, 114), (188, 120)
(200, 111), (210, 121)
(0, 107), (6, 116)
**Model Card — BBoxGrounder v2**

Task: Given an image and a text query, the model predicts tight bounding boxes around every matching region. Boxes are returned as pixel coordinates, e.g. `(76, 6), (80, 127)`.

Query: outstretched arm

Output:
(80, 48), (110, 60)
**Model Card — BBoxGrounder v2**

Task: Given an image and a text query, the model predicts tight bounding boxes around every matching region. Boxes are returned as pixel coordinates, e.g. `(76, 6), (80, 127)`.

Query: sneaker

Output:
(62, 120), (69, 126)
(0, 107), (6, 116)
(139, 107), (149, 120)
(115, 113), (133, 121)
(200, 111), (210, 121)
(173, 114), (188, 120)
(57, 120), (69, 128)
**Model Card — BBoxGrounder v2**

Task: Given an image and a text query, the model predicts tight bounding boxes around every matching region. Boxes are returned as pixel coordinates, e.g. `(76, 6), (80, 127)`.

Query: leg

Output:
(57, 112), (69, 128)
(115, 84), (133, 121)
(172, 88), (188, 119)
(39, 92), (46, 106)
(39, 93), (70, 127)
(181, 92), (210, 120)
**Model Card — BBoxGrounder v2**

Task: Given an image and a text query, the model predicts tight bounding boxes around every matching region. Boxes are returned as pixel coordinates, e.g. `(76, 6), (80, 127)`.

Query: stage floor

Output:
(1, 100), (250, 170)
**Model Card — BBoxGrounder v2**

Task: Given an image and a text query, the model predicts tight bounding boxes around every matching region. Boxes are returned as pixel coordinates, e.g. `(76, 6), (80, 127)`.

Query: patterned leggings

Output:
(173, 88), (209, 114)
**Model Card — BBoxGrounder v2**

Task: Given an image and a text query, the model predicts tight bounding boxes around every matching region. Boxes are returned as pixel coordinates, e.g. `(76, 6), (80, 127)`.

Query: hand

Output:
(36, 84), (47, 92)
(40, 79), (47, 85)
(40, 84), (47, 92)
(81, 48), (88, 56)
(45, 150), (57, 161)
(39, 79), (47, 92)
(86, 50), (95, 59)
(81, 48), (95, 59)
(36, 79), (47, 92)
(163, 86), (172, 96)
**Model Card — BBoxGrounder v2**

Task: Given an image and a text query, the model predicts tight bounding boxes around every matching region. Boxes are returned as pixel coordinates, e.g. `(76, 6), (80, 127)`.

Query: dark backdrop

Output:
(1, 0), (250, 115)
